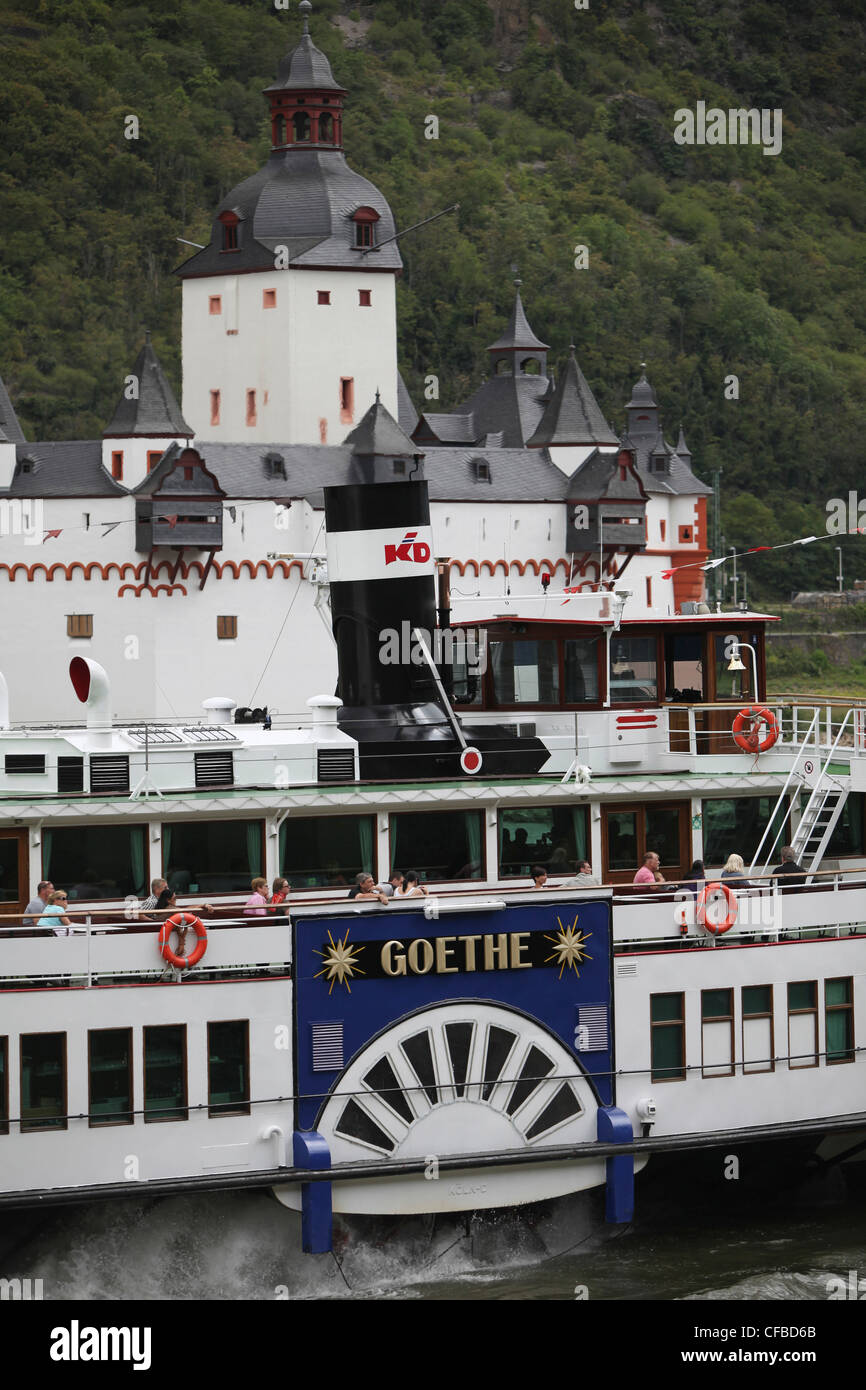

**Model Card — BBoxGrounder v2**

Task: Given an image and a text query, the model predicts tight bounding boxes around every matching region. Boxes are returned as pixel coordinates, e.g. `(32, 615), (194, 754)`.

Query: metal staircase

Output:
(750, 708), (853, 881)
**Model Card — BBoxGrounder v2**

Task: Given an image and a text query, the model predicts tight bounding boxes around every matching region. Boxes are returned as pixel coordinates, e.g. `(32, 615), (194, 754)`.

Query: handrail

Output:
(747, 707), (821, 874)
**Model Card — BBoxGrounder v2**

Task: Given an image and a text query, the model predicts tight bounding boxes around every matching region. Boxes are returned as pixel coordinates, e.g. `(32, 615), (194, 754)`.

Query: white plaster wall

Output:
(182, 269), (398, 445)
(100, 436), (191, 493)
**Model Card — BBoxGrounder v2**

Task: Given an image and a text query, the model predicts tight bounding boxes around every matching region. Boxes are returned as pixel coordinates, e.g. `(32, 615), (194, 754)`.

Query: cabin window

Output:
(20, 1033), (67, 1131)
(713, 632), (759, 701)
(701, 796), (789, 869)
(563, 637), (600, 704)
(43, 825), (147, 900)
(210, 389), (221, 426)
(279, 814), (374, 890)
(701, 988), (734, 1078)
(163, 819), (263, 895)
(825, 978), (854, 1064)
(742, 985), (774, 1074)
(451, 633), (485, 706)
(609, 635), (657, 703)
(144, 1025), (188, 1122)
(389, 809), (484, 883)
(111, 451), (123, 480)
(664, 632), (705, 702)
(208, 1020), (250, 1116)
(787, 981), (818, 1069)
(499, 805), (588, 879)
(0, 1037), (8, 1136)
(89, 1028), (133, 1126)
(489, 638), (560, 706)
(604, 803), (687, 883)
(650, 994), (685, 1082)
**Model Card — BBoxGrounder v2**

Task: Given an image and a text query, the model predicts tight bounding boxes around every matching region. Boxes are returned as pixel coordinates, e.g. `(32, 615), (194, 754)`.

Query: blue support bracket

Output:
(292, 1130), (333, 1254)
(597, 1106), (635, 1224)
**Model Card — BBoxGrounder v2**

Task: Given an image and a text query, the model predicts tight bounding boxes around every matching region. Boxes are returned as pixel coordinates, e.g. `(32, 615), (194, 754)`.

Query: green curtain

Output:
(129, 827), (146, 895)
(161, 824), (171, 878)
(571, 807), (588, 863)
(42, 828), (52, 877)
(358, 817), (374, 876)
(246, 821), (262, 876)
(466, 813), (482, 876)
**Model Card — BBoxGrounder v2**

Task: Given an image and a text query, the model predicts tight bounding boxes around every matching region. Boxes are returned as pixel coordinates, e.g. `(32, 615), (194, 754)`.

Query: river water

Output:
(4, 1155), (865, 1301)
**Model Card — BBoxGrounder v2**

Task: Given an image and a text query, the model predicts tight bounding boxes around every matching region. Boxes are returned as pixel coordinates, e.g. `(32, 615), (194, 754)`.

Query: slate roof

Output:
(0, 372), (25, 444)
(526, 348), (619, 449)
(103, 338), (192, 438)
(343, 395), (420, 456)
(397, 372), (419, 436)
(487, 287), (549, 353)
(416, 373), (551, 451)
(6, 442), (127, 497)
(263, 5), (345, 94)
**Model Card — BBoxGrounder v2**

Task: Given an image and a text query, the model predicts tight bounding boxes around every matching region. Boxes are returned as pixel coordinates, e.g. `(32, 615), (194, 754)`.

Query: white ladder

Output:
(749, 708), (852, 880)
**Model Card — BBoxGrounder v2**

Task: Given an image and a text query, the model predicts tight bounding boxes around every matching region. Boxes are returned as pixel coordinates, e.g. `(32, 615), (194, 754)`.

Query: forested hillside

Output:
(1, 0), (864, 598)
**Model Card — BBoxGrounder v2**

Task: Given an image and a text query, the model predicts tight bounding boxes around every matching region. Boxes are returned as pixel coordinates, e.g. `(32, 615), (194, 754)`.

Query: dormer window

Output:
(352, 206), (380, 249)
(264, 452), (286, 480)
(472, 458), (491, 482)
(650, 452), (669, 474)
(219, 212), (240, 252)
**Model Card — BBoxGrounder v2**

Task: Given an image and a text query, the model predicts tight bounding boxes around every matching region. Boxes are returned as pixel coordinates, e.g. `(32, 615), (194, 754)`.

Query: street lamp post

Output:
(836, 546), (843, 595)
(726, 640), (758, 704)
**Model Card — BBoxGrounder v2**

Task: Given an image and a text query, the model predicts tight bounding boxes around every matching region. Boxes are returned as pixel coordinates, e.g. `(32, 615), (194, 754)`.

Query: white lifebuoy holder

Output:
(460, 746), (483, 775)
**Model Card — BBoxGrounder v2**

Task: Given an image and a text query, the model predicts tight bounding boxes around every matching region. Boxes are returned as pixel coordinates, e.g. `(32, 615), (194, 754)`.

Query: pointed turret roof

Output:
(487, 283), (549, 354)
(676, 424), (691, 462)
(344, 392), (420, 456)
(103, 335), (192, 438)
(0, 371), (25, 444)
(626, 367), (657, 410)
(264, 1), (345, 93)
(526, 346), (619, 448)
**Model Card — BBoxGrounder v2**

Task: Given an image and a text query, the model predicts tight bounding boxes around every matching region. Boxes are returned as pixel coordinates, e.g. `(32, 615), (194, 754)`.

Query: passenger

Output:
(531, 865), (548, 889)
(166, 866), (191, 894)
(270, 877), (290, 906)
(22, 880), (54, 927)
(395, 870), (428, 898)
(774, 846), (803, 888)
(154, 887), (177, 913)
(244, 877), (269, 916)
(685, 859), (705, 896)
(721, 853), (751, 888)
(380, 870), (404, 898)
(547, 844), (571, 870)
(37, 890), (73, 936)
(634, 851), (665, 885)
(140, 877), (168, 921)
(348, 873), (389, 905)
(566, 861), (598, 886)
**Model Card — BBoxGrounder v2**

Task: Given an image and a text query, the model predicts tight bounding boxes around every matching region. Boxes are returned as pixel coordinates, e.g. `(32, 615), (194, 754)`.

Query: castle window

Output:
(147, 450), (162, 472)
(355, 222), (373, 248)
(219, 212), (239, 252)
(183, 466), (194, 481)
(111, 451), (123, 480)
(339, 378), (354, 424)
(217, 616), (238, 640)
(352, 206), (380, 249)
(293, 111), (311, 142)
(274, 114), (286, 146)
(246, 390), (257, 427)
(210, 390), (221, 427)
(646, 577), (653, 606)
(678, 525), (692, 543)
(319, 418), (327, 444)
(209, 296), (222, 315)
(67, 614), (93, 639)
(359, 289), (371, 307)
(393, 459), (406, 477)
(318, 112), (334, 143)
(263, 289), (276, 309)
(660, 519), (666, 542)
(265, 452), (286, 479)
(520, 358), (541, 375)
(318, 291), (331, 306)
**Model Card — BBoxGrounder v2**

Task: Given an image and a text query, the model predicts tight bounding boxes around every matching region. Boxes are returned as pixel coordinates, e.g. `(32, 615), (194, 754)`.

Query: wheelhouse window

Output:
(609, 635), (657, 703)
(89, 1028), (133, 1126)
(499, 805), (589, 878)
(787, 981), (818, 1069)
(490, 638), (559, 706)
(664, 631), (705, 702)
(650, 994), (685, 1082)
(714, 632), (759, 701)
(162, 819), (263, 895)
(742, 985), (774, 1073)
(21, 1033), (67, 1132)
(390, 810), (484, 883)
(279, 815), (374, 890)
(701, 988), (734, 1078)
(208, 1021), (250, 1116)
(563, 637), (600, 703)
(0, 1037), (7, 1136)
(825, 978), (854, 1064)
(44, 824), (147, 900)
(144, 1026), (187, 1123)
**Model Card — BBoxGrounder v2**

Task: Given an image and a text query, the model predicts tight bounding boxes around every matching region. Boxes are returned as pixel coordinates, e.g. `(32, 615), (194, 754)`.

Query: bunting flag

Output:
(659, 531), (842, 580)
(161, 514), (178, 528)
(42, 529), (62, 541)
(101, 521), (123, 536)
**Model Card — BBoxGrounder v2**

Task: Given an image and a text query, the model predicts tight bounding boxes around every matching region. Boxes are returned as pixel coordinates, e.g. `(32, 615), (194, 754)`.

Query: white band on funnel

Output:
(326, 525), (436, 584)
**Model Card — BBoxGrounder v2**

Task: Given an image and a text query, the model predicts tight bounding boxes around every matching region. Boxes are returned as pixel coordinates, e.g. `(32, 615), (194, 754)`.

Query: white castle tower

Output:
(177, 0), (402, 446)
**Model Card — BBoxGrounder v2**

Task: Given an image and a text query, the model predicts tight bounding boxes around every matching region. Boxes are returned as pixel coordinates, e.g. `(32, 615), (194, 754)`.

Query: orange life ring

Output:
(732, 705), (779, 753)
(159, 912), (207, 969)
(697, 882), (738, 935)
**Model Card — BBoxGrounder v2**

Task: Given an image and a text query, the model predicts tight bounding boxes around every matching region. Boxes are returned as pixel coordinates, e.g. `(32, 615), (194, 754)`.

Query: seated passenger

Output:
(37, 890), (72, 936)
(23, 880), (54, 927)
(244, 877), (269, 916)
(634, 851), (665, 885)
(380, 870), (404, 898)
(531, 865), (548, 889)
(685, 859), (705, 896)
(348, 873), (389, 905)
(154, 887), (177, 914)
(774, 846), (803, 886)
(565, 860), (599, 886)
(395, 870), (428, 898)
(721, 853), (751, 888)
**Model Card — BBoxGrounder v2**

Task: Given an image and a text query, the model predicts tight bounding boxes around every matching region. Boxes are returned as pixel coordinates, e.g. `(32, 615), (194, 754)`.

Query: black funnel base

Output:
(337, 703), (550, 782)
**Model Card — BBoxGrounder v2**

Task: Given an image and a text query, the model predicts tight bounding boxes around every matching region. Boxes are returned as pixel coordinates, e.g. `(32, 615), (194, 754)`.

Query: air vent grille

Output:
(194, 751), (234, 788)
(311, 1022), (344, 1072)
(89, 755), (130, 794)
(58, 757), (84, 794)
(317, 749), (355, 783)
(4, 754), (46, 775)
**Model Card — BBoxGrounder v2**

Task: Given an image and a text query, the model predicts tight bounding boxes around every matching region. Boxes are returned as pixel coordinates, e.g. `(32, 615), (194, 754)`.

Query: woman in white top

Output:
(395, 870), (428, 898)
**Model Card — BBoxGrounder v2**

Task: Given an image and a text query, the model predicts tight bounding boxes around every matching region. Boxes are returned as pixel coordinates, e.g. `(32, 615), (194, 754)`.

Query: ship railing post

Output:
(292, 1130), (333, 1254)
(86, 913), (92, 987)
(597, 1106), (634, 1224)
(688, 705), (696, 757)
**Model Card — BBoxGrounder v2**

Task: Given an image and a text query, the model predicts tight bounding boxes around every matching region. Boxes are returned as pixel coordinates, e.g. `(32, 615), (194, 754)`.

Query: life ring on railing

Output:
(732, 705), (779, 753)
(158, 912), (207, 969)
(696, 882), (738, 935)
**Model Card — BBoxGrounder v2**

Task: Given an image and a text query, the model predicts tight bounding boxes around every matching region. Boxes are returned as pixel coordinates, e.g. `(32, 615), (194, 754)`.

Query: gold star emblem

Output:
(313, 929), (365, 994)
(544, 915), (593, 980)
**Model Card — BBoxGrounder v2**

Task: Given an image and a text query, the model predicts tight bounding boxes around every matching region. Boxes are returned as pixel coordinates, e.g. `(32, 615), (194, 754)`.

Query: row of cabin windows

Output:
(0, 1022), (249, 1133)
(207, 289), (372, 315)
(210, 379), (354, 428)
(62, 616), (238, 641)
(649, 979), (855, 1082)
